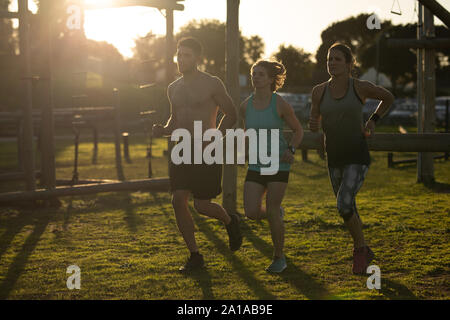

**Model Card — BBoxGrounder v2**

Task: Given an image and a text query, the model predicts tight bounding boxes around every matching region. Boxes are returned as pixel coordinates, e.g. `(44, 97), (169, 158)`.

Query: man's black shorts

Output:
(169, 162), (223, 200)
(245, 169), (290, 188)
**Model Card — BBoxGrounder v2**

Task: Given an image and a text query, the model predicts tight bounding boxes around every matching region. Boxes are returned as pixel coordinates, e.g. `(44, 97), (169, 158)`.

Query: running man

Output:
(152, 37), (242, 272)
(241, 60), (304, 273)
(309, 42), (394, 274)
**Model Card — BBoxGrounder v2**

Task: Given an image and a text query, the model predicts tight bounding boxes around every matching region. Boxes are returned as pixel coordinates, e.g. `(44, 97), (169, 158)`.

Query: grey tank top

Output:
(319, 78), (370, 167)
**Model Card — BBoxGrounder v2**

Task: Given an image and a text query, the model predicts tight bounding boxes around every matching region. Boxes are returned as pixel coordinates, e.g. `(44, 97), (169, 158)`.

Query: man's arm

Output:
(212, 77), (237, 136)
(152, 85), (177, 137)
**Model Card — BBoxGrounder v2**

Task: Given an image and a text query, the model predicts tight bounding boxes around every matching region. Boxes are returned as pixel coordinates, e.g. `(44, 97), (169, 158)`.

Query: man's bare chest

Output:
(171, 84), (215, 113)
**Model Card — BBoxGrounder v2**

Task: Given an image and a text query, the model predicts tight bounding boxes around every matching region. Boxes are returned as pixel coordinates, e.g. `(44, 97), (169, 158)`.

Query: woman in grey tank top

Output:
(309, 43), (394, 274)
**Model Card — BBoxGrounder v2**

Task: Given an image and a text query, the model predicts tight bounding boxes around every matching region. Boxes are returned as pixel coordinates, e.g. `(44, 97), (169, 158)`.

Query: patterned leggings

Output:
(328, 164), (369, 221)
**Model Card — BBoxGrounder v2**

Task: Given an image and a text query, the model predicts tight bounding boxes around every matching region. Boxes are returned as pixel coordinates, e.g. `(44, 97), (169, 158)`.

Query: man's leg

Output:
(194, 198), (243, 252)
(193, 199), (231, 225)
(172, 189), (198, 253)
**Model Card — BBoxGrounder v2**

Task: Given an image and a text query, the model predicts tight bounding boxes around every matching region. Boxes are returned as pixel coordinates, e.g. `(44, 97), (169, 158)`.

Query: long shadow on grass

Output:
(427, 181), (450, 194)
(0, 210), (52, 299)
(123, 194), (138, 233)
(0, 208), (36, 261)
(240, 219), (332, 300)
(181, 267), (215, 299)
(191, 209), (277, 300)
(379, 278), (418, 300)
(150, 193), (215, 299)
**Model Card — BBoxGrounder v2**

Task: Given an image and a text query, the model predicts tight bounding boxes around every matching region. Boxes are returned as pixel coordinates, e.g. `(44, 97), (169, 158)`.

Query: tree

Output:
(359, 24), (416, 96)
(313, 14), (393, 83)
(359, 24), (450, 96)
(273, 44), (314, 90)
(132, 19), (265, 86)
(244, 35), (265, 66)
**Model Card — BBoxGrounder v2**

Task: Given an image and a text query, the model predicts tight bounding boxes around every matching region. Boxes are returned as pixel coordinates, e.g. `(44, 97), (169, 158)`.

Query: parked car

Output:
(435, 96), (450, 128)
(362, 99), (380, 122)
(384, 98), (418, 125)
(278, 92), (311, 123)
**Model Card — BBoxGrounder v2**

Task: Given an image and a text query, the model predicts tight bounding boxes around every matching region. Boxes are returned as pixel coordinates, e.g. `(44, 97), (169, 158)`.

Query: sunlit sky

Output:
(10, 0), (449, 59)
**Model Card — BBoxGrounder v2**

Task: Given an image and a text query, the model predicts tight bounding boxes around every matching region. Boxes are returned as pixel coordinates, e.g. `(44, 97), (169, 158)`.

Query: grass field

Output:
(0, 132), (449, 300)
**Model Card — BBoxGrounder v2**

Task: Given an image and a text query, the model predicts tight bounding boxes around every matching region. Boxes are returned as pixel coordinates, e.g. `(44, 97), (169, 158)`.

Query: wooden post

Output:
(39, 0), (56, 190)
(420, 7), (436, 185)
(418, 0), (450, 28)
(417, 3), (424, 182)
(301, 149), (308, 162)
(388, 152), (394, 168)
(223, 0), (240, 214)
(165, 8), (174, 175)
(113, 89), (125, 181)
(18, 0), (36, 191)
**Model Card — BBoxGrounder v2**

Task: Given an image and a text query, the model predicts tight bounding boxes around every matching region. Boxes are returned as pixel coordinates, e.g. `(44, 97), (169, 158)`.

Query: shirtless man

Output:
(152, 37), (242, 272)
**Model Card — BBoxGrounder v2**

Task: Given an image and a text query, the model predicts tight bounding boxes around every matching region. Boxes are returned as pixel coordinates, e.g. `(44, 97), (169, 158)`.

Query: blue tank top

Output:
(245, 93), (290, 173)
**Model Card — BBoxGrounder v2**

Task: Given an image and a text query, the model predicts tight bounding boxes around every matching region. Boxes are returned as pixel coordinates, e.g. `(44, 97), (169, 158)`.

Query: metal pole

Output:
(113, 89), (125, 181)
(92, 126), (98, 164)
(122, 132), (132, 163)
(376, 36), (380, 85)
(18, 0), (36, 191)
(445, 99), (449, 160)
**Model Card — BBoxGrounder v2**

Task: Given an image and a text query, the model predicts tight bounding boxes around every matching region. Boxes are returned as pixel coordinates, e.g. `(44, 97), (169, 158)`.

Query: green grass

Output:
(0, 134), (449, 300)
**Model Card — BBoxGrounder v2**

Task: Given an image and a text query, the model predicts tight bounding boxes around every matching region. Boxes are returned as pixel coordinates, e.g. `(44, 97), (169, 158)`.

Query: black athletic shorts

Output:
(169, 162), (223, 200)
(245, 169), (289, 188)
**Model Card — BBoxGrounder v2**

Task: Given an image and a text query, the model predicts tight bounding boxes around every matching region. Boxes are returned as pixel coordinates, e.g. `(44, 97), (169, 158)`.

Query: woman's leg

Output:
(266, 182), (288, 258)
(244, 181), (266, 220)
(337, 164), (369, 248)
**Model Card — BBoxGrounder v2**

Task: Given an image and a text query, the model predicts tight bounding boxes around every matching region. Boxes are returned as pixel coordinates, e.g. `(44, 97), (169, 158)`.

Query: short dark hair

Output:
(177, 37), (203, 56)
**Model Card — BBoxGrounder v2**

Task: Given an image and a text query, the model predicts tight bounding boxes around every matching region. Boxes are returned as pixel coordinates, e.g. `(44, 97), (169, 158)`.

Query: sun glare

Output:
(84, 3), (166, 58)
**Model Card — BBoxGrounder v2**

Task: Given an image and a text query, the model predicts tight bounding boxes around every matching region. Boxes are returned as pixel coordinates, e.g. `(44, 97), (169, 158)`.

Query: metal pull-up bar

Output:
(84, 0), (184, 11)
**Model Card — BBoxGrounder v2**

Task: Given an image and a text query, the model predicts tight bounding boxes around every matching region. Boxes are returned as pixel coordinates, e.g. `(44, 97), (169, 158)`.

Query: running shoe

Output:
(266, 255), (287, 273)
(178, 253), (205, 272)
(352, 246), (375, 275)
(225, 213), (243, 252)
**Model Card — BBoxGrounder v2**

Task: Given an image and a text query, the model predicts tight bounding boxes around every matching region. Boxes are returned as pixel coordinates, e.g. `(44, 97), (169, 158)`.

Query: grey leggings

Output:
(328, 164), (369, 221)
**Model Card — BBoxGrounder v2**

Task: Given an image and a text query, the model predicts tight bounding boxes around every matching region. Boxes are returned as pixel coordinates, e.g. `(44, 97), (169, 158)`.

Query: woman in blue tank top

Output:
(240, 60), (304, 273)
(309, 43), (394, 274)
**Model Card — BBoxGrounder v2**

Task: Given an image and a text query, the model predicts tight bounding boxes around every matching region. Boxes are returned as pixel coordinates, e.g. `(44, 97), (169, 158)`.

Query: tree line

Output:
(0, 0), (449, 123)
